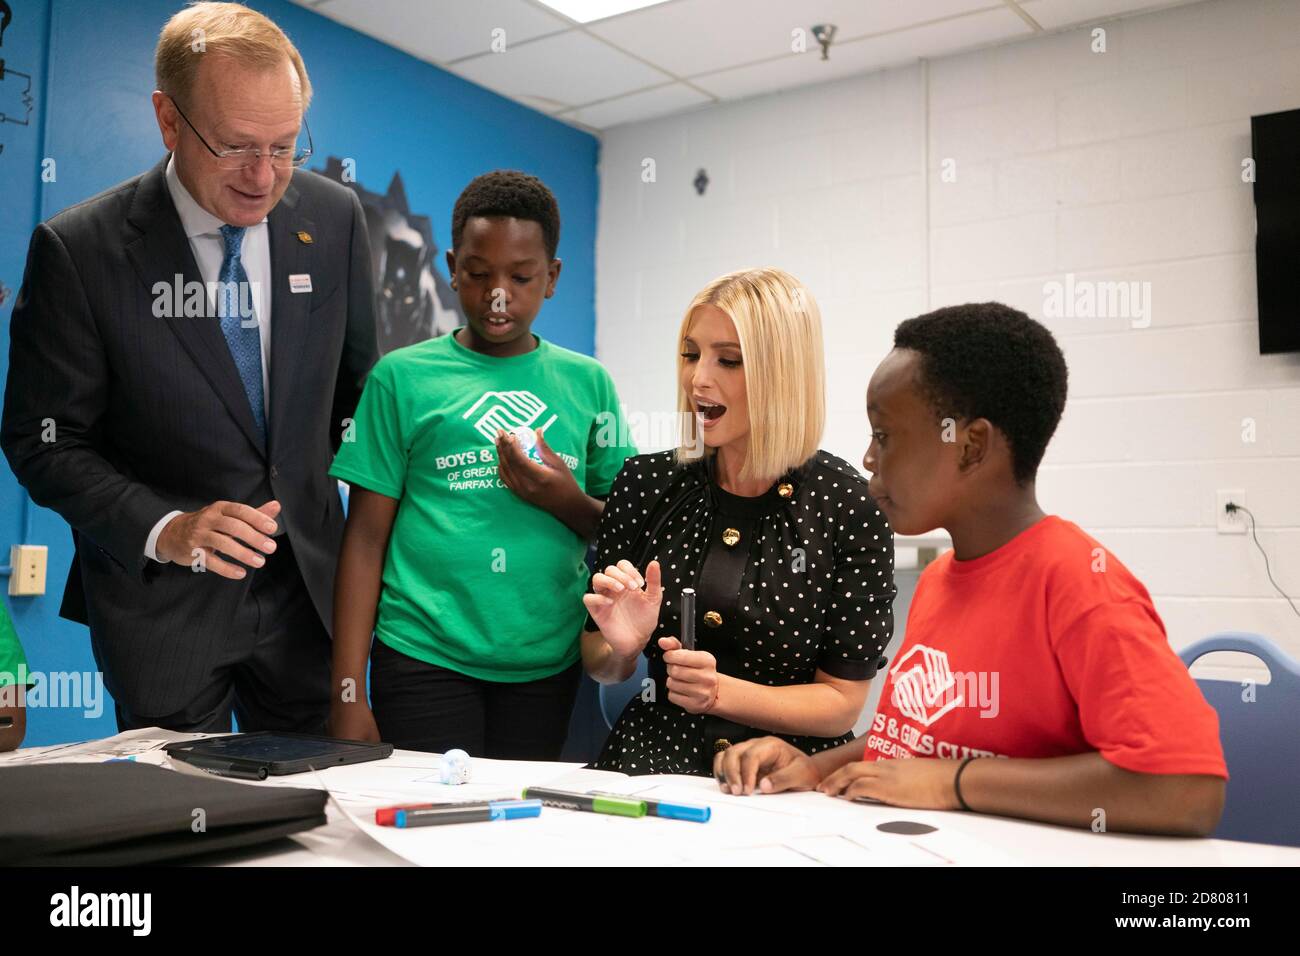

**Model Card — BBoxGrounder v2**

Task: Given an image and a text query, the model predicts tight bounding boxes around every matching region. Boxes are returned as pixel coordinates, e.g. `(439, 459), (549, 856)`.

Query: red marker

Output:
(375, 799), (497, 826)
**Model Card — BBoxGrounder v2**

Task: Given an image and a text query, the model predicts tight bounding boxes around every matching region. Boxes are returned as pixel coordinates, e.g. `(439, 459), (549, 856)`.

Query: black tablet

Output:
(164, 732), (393, 778)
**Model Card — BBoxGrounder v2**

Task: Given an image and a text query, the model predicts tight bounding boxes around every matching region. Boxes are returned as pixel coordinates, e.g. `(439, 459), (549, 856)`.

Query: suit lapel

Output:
(266, 175), (315, 461)
(124, 155), (267, 456)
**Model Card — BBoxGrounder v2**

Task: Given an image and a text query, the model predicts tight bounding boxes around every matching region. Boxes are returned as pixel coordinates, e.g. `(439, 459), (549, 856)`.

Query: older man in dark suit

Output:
(1, 2), (377, 733)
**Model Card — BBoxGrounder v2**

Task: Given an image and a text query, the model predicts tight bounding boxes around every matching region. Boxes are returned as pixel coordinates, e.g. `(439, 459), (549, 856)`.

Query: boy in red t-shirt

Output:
(714, 303), (1227, 836)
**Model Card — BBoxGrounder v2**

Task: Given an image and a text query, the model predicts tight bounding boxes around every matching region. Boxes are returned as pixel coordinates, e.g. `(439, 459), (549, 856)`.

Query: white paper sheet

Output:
(0, 727), (208, 766)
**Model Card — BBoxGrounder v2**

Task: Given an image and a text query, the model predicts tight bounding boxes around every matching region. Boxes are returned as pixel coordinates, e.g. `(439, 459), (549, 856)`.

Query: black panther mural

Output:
(316, 156), (463, 353)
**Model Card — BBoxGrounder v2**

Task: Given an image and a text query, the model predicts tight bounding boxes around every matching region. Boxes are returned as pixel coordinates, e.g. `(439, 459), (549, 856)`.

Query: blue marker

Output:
(394, 799), (542, 828)
(590, 791), (711, 823)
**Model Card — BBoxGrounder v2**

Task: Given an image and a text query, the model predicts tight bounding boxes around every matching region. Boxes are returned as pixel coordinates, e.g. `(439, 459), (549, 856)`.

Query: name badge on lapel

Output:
(289, 273), (313, 294)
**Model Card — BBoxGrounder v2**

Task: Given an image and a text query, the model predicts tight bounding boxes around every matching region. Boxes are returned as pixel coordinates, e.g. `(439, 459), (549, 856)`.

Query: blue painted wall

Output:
(1, 0), (599, 745)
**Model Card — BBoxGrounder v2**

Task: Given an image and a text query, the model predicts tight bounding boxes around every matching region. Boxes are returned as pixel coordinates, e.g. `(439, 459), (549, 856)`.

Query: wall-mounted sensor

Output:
(812, 24), (837, 61)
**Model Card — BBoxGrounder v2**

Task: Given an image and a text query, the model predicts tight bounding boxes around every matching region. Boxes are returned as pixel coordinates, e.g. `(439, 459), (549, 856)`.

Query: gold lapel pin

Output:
(296, 230), (313, 244)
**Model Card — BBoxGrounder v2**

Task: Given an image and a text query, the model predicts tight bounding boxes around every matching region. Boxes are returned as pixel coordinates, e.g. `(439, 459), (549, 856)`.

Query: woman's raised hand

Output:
(583, 559), (663, 659)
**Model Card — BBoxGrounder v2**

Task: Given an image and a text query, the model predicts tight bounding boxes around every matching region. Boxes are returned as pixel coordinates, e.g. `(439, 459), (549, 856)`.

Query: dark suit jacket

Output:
(1, 155), (378, 716)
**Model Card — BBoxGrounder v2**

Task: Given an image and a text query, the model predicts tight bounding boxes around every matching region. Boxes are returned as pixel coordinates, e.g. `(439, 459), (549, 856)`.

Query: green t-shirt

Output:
(329, 332), (637, 682)
(0, 599), (30, 687)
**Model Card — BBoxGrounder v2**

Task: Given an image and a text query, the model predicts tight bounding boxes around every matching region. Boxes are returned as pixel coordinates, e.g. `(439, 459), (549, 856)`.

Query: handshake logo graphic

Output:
(889, 644), (965, 727)
(463, 390), (558, 443)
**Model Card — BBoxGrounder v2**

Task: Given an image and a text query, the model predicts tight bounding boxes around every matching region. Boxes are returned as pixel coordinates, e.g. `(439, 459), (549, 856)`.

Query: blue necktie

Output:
(218, 224), (267, 443)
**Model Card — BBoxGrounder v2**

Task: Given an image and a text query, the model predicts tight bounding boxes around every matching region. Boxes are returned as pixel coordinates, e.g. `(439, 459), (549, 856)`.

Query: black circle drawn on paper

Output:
(876, 821), (938, 835)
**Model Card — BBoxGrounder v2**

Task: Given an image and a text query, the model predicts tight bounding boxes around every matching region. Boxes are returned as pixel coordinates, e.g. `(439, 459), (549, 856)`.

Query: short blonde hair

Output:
(676, 267), (826, 483)
(156, 2), (312, 109)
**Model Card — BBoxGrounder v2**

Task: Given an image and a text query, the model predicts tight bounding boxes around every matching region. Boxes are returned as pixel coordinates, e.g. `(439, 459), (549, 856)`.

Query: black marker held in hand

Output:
(681, 587), (696, 650)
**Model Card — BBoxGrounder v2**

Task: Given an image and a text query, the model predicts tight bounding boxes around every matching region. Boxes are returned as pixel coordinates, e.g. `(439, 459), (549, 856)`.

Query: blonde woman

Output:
(582, 268), (896, 775)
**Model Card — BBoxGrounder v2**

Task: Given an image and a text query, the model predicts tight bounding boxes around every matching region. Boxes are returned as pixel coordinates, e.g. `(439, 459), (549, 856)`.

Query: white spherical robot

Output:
(439, 748), (472, 785)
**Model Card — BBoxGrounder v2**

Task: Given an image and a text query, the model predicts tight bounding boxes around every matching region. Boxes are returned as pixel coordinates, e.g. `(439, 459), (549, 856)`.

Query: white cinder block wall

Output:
(594, 0), (1300, 700)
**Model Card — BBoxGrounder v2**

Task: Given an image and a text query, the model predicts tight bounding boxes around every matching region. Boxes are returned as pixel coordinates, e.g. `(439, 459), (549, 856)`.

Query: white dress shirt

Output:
(145, 156), (275, 562)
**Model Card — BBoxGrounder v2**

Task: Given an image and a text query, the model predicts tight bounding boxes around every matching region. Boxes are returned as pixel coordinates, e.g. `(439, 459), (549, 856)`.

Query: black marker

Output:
(681, 587), (696, 650)
(394, 800), (541, 828)
(181, 755), (269, 780)
(522, 787), (645, 817)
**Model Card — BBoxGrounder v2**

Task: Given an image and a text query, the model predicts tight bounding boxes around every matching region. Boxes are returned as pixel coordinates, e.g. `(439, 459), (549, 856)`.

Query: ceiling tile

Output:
(588, 0), (1001, 78)
(852, 5), (1036, 62)
(1019, 0), (1199, 31)
(563, 82), (712, 128)
(694, 6), (1032, 100)
(311, 0), (569, 64)
(449, 30), (673, 109)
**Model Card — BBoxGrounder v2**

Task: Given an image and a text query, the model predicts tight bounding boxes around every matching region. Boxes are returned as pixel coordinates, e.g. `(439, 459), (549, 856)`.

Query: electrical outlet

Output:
(8, 545), (48, 596)
(1216, 490), (1247, 535)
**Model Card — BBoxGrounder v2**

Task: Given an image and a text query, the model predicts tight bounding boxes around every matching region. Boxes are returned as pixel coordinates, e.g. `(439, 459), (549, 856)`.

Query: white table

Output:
(220, 752), (1299, 867)
(7, 732), (1297, 866)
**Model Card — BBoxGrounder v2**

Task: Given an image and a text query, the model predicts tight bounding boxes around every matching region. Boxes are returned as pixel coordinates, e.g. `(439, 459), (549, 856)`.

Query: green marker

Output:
(523, 786), (646, 817)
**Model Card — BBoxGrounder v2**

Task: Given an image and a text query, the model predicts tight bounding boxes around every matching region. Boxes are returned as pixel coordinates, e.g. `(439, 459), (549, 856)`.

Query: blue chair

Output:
(597, 654), (649, 730)
(1180, 632), (1300, 847)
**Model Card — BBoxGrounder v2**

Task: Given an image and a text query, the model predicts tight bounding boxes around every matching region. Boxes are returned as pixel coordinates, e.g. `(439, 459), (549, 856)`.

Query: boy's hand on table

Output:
(713, 737), (822, 795)
(817, 756), (962, 810)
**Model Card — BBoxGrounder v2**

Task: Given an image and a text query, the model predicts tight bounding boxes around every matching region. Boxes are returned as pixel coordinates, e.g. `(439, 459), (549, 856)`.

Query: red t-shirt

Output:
(865, 516), (1227, 777)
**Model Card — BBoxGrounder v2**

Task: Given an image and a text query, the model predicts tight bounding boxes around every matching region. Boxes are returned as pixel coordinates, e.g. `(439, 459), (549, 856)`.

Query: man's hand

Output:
(713, 736), (822, 795)
(156, 499), (281, 579)
(659, 636), (720, 714)
(817, 757), (964, 810)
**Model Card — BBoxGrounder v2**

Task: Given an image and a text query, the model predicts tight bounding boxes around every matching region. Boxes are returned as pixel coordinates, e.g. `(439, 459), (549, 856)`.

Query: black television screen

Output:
(1252, 107), (1300, 354)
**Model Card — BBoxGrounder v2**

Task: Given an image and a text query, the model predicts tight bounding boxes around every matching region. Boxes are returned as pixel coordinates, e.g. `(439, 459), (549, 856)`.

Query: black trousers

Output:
(113, 534), (331, 735)
(369, 638), (581, 760)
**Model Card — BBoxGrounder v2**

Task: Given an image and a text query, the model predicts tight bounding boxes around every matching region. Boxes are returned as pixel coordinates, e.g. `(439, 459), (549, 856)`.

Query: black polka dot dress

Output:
(588, 449), (896, 776)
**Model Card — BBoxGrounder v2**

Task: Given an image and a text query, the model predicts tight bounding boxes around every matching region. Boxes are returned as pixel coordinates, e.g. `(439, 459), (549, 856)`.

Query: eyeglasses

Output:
(166, 94), (313, 170)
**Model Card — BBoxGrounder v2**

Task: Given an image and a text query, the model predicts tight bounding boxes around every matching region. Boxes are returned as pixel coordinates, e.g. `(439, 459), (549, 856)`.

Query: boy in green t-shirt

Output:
(1, 598), (31, 751)
(328, 171), (637, 759)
